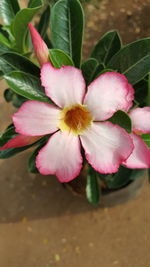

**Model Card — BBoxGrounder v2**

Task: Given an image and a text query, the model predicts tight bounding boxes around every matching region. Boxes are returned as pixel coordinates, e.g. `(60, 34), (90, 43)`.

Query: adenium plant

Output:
(0, 0), (150, 205)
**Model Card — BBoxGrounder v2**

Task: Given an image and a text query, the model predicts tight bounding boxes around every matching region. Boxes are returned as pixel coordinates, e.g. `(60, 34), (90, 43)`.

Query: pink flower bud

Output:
(28, 23), (49, 66)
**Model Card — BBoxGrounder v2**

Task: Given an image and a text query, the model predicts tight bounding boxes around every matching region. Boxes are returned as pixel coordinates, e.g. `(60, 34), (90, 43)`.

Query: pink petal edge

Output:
(12, 100), (60, 136)
(129, 107), (150, 134)
(84, 72), (134, 121)
(123, 133), (150, 169)
(40, 63), (86, 108)
(80, 121), (134, 174)
(36, 131), (83, 182)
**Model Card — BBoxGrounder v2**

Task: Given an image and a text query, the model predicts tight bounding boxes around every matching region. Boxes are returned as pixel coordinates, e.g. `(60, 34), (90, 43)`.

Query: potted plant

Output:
(0, 0), (150, 206)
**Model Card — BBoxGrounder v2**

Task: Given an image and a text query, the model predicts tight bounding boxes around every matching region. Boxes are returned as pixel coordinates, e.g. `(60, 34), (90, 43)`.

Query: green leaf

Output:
(0, 0), (20, 25)
(38, 5), (51, 39)
(3, 88), (14, 102)
(109, 110), (132, 133)
(4, 89), (26, 108)
(11, 0), (43, 52)
(108, 38), (150, 84)
(147, 73), (150, 106)
(134, 78), (148, 107)
(28, 140), (46, 173)
(0, 52), (40, 76)
(148, 169), (150, 183)
(81, 58), (99, 85)
(91, 30), (121, 66)
(98, 167), (145, 189)
(141, 133), (150, 148)
(0, 124), (44, 159)
(49, 49), (74, 68)
(0, 32), (11, 47)
(92, 66), (113, 80)
(99, 166), (132, 189)
(129, 169), (145, 180)
(4, 71), (51, 103)
(0, 124), (17, 147)
(0, 43), (11, 55)
(86, 167), (100, 205)
(44, 34), (53, 48)
(50, 0), (84, 68)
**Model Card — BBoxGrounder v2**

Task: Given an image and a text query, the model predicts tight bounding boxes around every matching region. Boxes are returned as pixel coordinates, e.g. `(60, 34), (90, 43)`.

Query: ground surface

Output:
(0, 0), (150, 266)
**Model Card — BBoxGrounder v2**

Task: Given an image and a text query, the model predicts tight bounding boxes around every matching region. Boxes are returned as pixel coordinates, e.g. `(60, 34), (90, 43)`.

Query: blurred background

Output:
(0, 0), (150, 266)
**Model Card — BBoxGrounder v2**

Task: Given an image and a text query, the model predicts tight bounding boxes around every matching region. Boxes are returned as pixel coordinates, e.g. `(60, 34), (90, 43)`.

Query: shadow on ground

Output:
(0, 150), (97, 223)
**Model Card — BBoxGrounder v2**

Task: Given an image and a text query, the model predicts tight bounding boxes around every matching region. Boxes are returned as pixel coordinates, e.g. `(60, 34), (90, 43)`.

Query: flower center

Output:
(59, 104), (92, 135)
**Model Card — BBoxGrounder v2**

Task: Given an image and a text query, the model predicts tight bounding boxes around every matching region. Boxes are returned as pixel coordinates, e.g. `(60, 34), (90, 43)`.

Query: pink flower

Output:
(12, 63), (134, 182)
(28, 23), (49, 66)
(123, 107), (150, 168)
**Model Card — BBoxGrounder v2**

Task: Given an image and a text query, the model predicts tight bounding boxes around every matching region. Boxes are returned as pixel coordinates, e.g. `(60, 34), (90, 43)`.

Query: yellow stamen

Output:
(59, 104), (92, 135)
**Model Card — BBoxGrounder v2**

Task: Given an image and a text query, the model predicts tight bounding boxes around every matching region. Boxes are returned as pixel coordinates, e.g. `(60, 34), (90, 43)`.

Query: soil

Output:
(0, 0), (150, 266)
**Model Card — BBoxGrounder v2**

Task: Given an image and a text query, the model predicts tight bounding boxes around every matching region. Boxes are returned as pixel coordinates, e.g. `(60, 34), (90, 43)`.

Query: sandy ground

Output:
(0, 0), (150, 266)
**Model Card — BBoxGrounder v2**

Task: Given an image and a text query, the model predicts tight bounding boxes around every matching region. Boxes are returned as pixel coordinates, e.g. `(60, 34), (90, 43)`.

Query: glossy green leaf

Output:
(108, 38), (150, 84)
(0, 138), (41, 159)
(141, 133), (150, 148)
(38, 5), (51, 39)
(0, 32), (11, 47)
(100, 167), (132, 189)
(50, 0), (84, 68)
(28, 140), (47, 173)
(0, 43), (11, 55)
(86, 167), (100, 205)
(109, 110), (132, 133)
(0, 52), (40, 76)
(0, 0), (20, 25)
(3, 89), (14, 102)
(81, 58), (99, 85)
(98, 167), (145, 189)
(44, 34), (53, 48)
(91, 30), (121, 66)
(49, 49), (74, 68)
(134, 78), (148, 107)
(0, 124), (17, 147)
(147, 73), (150, 106)
(11, 0), (43, 52)
(4, 89), (26, 108)
(4, 71), (50, 103)
(92, 67), (114, 80)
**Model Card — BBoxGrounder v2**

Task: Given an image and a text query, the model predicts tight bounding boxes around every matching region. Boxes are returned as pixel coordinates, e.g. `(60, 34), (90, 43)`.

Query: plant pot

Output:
(65, 167), (145, 207)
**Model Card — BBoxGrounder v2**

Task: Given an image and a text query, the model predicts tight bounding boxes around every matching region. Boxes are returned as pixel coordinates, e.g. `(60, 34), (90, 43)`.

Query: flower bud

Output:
(28, 23), (49, 66)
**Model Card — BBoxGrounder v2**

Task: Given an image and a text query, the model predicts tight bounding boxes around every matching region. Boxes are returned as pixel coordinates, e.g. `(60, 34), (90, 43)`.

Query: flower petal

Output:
(12, 100), (60, 136)
(41, 63), (86, 108)
(84, 72), (134, 121)
(80, 122), (134, 173)
(129, 107), (150, 134)
(123, 133), (150, 169)
(0, 135), (41, 150)
(36, 131), (83, 182)
(28, 23), (49, 66)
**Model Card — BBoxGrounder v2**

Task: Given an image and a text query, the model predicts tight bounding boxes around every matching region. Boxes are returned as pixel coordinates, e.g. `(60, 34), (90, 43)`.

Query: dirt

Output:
(0, 0), (150, 266)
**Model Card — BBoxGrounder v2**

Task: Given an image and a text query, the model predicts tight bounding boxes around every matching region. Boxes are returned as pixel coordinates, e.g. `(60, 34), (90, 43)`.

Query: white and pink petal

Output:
(123, 133), (150, 169)
(41, 63), (86, 108)
(80, 122), (134, 174)
(129, 107), (150, 134)
(36, 131), (83, 182)
(12, 100), (60, 136)
(84, 72), (134, 121)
